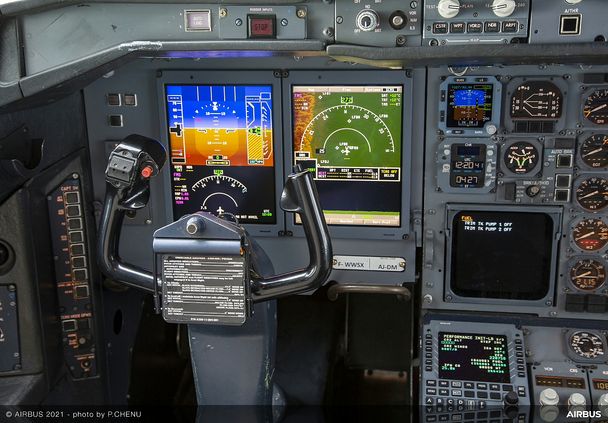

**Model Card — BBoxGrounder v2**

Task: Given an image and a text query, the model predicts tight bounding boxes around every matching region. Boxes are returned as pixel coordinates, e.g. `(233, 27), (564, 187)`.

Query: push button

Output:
(484, 21), (500, 32)
(467, 22), (483, 33)
(502, 21), (519, 32)
(433, 22), (449, 34)
(450, 22), (465, 33)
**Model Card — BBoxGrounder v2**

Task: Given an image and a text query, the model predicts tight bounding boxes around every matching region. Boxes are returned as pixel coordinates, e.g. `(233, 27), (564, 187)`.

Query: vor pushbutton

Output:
(437, 0), (461, 19)
(356, 9), (379, 32)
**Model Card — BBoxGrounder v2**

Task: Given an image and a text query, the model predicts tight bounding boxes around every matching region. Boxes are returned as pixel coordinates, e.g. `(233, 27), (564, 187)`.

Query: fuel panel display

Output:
(166, 85), (276, 223)
(438, 332), (510, 384)
(292, 85), (403, 227)
(446, 83), (494, 129)
(450, 210), (554, 300)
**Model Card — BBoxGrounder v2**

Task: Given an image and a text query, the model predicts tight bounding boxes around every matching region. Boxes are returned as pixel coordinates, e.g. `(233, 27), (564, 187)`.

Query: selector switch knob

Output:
(598, 393), (608, 406)
(437, 0), (461, 19)
(565, 0), (582, 4)
(568, 392), (586, 407)
(491, 0), (516, 18)
(539, 388), (560, 406)
(356, 9), (379, 32)
(504, 391), (519, 406)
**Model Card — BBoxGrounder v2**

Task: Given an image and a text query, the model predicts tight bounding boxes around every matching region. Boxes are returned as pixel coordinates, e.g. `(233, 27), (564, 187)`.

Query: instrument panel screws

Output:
(423, 294), (433, 304)
(296, 8), (307, 18)
(396, 35), (407, 46)
(144, 219), (152, 225)
(323, 27), (334, 37)
(336, 16), (343, 24)
(281, 18), (288, 26)
(235, 18), (243, 26)
(219, 8), (227, 18)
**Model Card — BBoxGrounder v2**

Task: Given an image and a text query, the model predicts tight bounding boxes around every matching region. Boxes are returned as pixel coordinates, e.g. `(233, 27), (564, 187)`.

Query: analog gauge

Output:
(570, 259), (606, 291)
(583, 89), (608, 125)
(568, 331), (606, 360)
(510, 81), (563, 120)
(504, 142), (539, 174)
(580, 134), (608, 168)
(576, 177), (608, 211)
(573, 218), (608, 251)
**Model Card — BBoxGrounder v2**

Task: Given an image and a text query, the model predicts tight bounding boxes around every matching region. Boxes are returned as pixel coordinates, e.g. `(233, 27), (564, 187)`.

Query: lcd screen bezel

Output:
(157, 71), (285, 237)
(284, 71), (413, 240)
(444, 204), (561, 307)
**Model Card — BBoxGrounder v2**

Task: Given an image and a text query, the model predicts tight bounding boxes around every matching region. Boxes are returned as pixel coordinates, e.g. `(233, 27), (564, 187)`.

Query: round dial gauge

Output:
(570, 259), (607, 291)
(191, 174), (248, 216)
(576, 177), (608, 211)
(580, 134), (608, 168)
(569, 331), (606, 360)
(510, 81), (563, 120)
(583, 89), (608, 125)
(573, 218), (608, 251)
(504, 142), (539, 174)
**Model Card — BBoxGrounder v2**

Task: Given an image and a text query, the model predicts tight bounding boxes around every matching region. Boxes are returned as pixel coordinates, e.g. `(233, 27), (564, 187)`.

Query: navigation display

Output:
(166, 84), (276, 223)
(450, 210), (554, 300)
(439, 332), (510, 383)
(292, 85), (403, 227)
(446, 83), (494, 128)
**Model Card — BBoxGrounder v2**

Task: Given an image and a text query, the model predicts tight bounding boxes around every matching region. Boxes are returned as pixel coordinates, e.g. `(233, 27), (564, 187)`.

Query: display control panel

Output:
(421, 320), (530, 420)
(423, 0), (530, 46)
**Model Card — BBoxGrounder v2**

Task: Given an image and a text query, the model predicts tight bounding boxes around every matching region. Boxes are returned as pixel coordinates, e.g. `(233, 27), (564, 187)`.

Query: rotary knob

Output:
(565, 0), (582, 4)
(539, 388), (560, 406)
(568, 392), (586, 407)
(437, 0), (461, 19)
(491, 0), (516, 18)
(598, 393), (608, 406)
(356, 9), (379, 32)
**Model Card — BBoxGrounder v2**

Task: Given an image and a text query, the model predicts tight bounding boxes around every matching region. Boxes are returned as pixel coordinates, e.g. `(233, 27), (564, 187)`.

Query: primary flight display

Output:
(166, 84), (276, 223)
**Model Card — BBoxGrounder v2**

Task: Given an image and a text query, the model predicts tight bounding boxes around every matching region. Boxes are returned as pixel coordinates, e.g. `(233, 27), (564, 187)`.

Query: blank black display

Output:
(450, 211), (554, 300)
(438, 332), (510, 383)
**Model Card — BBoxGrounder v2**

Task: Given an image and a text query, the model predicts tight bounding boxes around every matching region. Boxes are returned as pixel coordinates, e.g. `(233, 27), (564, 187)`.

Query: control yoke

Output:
(97, 135), (333, 317)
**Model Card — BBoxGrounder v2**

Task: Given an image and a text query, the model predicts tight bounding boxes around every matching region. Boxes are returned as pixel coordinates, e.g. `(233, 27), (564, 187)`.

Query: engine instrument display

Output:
(583, 89), (608, 125)
(568, 331), (606, 360)
(450, 210), (554, 300)
(446, 83), (494, 129)
(573, 218), (608, 251)
(569, 259), (606, 291)
(510, 81), (563, 120)
(438, 332), (510, 384)
(166, 84), (276, 223)
(292, 85), (403, 227)
(450, 144), (486, 188)
(580, 134), (608, 169)
(575, 177), (608, 212)
(504, 141), (540, 175)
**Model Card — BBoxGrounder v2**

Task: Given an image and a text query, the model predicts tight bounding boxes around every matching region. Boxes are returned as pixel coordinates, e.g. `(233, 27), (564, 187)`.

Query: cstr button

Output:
(248, 15), (276, 38)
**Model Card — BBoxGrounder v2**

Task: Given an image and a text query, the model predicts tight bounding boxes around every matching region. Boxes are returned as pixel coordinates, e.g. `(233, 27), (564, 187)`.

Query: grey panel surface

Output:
(20, 2), (331, 76)
(422, 64), (608, 320)
(334, 0), (422, 47)
(529, 0), (608, 44)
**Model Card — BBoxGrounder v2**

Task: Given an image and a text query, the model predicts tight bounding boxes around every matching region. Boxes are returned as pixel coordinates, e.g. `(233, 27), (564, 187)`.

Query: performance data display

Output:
(166, 85), (276, 223)
(450, 210), (554, 300)
(439, 332), (510, 383)
(292, 85), (403, 227)
(446, 83), (494, 129)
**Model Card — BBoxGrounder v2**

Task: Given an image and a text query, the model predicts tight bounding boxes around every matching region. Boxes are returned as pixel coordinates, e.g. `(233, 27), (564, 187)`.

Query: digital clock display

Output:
(450, 143), (486, 188)
(593, 379), (608, 391)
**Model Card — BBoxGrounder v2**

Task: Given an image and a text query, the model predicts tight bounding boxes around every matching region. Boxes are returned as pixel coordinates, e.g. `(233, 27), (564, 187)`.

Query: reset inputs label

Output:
(333, 255), (405, 272)
(162, 255), (246, 325)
